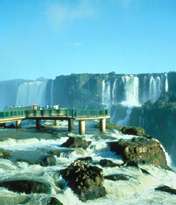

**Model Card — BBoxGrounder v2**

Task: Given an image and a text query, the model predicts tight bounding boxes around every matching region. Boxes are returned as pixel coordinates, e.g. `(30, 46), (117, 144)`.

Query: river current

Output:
(0, 123), (175, 205)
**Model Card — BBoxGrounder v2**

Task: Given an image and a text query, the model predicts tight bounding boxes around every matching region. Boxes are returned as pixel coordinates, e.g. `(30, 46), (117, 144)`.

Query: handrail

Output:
(0, 106), (109, 119)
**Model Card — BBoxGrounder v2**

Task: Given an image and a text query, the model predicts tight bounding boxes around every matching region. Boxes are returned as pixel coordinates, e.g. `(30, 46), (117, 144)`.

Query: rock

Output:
(77, 156), (93, 163)
(140, 168), (150, 175)
(108, 136), (167, 168)
(60, 160), (106, 201)
(104, 174), (130, 181)
(47, 197), (63, 205)
(99, 159), (118, 167)
(49, 149), (61, 157)
(61, 137), (91, 149)
(125, 161), (139, 168)
(40, 155), (56, 166)
(0, 148), (11, 159)
(0, 179), (50, 194)
(121, 126), (145, 136)
(155, 185), (176, 195)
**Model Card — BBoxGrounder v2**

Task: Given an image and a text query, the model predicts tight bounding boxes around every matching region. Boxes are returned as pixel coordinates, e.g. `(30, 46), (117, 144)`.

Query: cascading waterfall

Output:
(165, 73), (169, 93)
(111, 79), (117, 105)
(149, 76), (162, 103)
(102, 80), (111, 108)
(121, 75), (140, 107)
(16, 80), (48, 106)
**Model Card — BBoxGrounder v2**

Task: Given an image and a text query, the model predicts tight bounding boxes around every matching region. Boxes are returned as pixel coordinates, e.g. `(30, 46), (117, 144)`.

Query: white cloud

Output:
(46, 0), (95, 28)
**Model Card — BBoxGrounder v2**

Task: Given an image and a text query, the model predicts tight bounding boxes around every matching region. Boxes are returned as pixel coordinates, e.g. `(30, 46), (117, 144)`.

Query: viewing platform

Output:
(0, 106), (110, 135)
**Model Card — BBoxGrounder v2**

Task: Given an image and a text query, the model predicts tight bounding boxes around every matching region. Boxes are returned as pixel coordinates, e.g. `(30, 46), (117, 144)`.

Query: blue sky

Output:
(0, 0), (176, 80)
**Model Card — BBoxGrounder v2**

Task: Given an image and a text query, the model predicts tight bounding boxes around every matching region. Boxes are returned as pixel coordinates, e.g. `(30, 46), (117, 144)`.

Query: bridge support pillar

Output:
(68, 119), (73, 132)
(100, 118), (106, 133)
(36, 119), (41, 129)
(15, 120), (21, 128)
(79, 120), (85, 135)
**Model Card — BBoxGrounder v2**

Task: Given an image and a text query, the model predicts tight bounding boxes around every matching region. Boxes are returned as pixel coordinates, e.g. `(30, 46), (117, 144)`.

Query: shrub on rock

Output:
(60, 160), (106, 201)
(108, 137), (167, 168)
(61, 137), (91, 149)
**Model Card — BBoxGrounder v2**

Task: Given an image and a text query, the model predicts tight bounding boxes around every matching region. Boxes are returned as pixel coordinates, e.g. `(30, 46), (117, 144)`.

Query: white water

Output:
(111, 79), (117, 105)
(121, 75), (140, 107)
(0, 128), (175, 205)
(102, 80), (111, 108)
(16, 80), (48, 106)
(148, 76), (162, 103)
(165, 73), (169, 93)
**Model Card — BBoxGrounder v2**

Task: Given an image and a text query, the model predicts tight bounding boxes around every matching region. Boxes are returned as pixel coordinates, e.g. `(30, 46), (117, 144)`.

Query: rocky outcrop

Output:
(60, 160), (106, 201)
(0, 179), (50, 194)
(120, 126), (145, 136)
(108, 136), (167, 168)
(61, 137), (91, 149)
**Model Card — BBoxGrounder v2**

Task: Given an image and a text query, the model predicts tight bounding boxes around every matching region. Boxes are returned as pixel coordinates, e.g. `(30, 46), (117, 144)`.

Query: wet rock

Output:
(61, 137), (91, 149)
(121, 126), (145, 136)
(99, 159), (118, 167)
(60, 160), (106, 201)
(104, 174), (130, 181)
(0, 148), (11, 159)
(77, 156), (93, 163)
(47, 197), (63, 205)
(125, 161), (139, 168)
(155, 185), (176, 195)
(108, 136), (167, 168)
(140, 168), (151, 175)
(40, 155), (56, 166)
(49, 149), (61, 157)
(0, 179), (50, 194)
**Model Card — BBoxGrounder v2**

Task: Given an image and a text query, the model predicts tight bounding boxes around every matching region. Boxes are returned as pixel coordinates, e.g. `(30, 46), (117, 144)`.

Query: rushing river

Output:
(0, 124), (175, 205)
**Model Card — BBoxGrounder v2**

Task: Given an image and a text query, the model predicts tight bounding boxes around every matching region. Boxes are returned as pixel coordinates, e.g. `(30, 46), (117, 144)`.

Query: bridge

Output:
(0, 106), (110, 135)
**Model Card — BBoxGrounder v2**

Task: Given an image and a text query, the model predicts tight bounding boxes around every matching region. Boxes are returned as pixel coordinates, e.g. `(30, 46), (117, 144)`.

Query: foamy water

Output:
(0, 128), (175, 205)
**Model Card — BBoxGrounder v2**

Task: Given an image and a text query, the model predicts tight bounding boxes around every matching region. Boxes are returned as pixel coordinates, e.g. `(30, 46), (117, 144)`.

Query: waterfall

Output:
(121, 75), (140, 107)
(111, 79), (117, 105)
(102, 80), (111, 108)
(149, 76), (161, 103)
(16, 80), (48, 107)
(117, 107), (133, 125)
(165, 73), (169, 93)
(50, 80), (54, 106)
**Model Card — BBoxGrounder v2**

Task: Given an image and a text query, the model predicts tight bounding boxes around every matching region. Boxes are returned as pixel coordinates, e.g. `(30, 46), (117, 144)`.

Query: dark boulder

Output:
(99, 159), (119, 167)
(60, 160), (106, 201)
(61, 137), (91, 149)
(155, 185), (176, 195)
(47, 197), (63, 205)
(0, 179), (50, 194)
(108, 136), (167, 168)
(121, 126), (145, 136)
(104, 174), (130, 181)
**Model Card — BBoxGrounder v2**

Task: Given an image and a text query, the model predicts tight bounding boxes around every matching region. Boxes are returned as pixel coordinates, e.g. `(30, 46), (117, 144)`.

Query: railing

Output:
(0, 106), (109, 119)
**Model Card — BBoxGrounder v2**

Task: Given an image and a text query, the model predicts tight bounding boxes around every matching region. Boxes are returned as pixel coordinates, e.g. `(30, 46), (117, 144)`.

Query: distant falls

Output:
(101, 73), (168, 109)
(16, 80), (48, 107)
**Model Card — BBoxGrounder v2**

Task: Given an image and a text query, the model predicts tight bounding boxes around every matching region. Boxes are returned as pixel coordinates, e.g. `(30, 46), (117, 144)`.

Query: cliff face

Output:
(53, 74), (103, 108)
(52, 72), (169, 108)
(129, 97), (176, 164)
